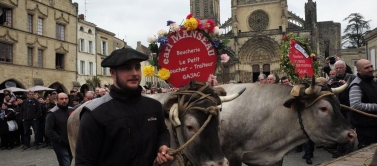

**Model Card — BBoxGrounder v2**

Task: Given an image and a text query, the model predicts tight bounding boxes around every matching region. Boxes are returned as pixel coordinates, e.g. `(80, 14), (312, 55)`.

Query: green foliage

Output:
(85, 76), (101, 89)
(342, 13), (370, 48)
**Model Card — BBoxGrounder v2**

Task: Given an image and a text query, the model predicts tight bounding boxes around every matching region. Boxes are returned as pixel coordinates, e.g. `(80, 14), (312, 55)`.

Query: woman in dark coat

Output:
(0, 102), (16, 150)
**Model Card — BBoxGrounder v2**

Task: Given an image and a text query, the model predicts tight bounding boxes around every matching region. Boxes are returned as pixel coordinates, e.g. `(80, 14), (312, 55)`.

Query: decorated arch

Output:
(238, 35), (281, 82)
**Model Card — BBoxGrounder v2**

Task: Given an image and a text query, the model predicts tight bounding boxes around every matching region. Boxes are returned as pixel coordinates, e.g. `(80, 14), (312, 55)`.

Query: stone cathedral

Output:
(190, 0), (341, 83)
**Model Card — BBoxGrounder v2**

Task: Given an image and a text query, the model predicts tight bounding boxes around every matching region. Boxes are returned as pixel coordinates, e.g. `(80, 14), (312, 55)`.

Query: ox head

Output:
(283, 76), (356, 146)
(163, 81), (244, 166)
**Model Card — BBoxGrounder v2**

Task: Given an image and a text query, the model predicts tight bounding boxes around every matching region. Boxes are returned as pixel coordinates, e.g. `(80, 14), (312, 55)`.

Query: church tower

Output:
(305, 0), (317, 30)
(190, 0), (221, 25)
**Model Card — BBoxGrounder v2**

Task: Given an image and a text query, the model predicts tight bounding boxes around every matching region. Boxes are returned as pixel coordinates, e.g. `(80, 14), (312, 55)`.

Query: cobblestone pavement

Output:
(0, 134), (346, 166)
(0, 144), (335, 166)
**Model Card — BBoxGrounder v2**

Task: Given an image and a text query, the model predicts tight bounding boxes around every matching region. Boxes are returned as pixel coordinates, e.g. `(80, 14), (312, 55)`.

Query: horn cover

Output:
(169, 103), (181, 127)
(220, 87), (246, 102)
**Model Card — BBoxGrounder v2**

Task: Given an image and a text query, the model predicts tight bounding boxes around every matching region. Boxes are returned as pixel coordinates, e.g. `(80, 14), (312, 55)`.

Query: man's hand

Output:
(156, 145), (174, 165)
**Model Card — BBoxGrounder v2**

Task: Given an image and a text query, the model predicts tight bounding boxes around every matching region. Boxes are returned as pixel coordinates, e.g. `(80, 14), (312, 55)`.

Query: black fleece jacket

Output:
(75, 85), (170, 166)
(45, 105), (72, 147)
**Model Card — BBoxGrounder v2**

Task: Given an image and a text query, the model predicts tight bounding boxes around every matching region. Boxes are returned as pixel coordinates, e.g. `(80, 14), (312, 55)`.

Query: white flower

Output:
(147, 35), (157, 43)
(157, 29), (168, 37)
(214, 26), (220, 35)
(170, 23), (180, 32)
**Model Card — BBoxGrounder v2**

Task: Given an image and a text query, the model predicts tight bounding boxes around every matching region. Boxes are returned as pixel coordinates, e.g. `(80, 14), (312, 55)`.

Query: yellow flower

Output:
(142, 65), (155, 77)
(310, 53), (316, 57)
(157, 68), (170, 80)
(184, 18), (198, 31)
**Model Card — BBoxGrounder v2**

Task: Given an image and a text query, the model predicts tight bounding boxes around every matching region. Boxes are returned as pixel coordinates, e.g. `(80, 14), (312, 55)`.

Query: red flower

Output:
(186, 13), (193, 19)
(196, 18), (203, 29)
(204, 19), (215, 33)
(282, 35), (287, 40)
(313, 56), (318, 61)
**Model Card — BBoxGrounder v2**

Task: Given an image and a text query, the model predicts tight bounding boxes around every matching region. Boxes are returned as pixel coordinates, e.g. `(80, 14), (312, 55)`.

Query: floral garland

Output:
(143, 14), (230, 83)
(280, 33), (320, 83)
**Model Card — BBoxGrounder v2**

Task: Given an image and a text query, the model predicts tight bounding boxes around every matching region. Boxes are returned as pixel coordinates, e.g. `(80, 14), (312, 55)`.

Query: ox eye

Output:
(187, 126), (194, 131)
(320, 107), (327, 112)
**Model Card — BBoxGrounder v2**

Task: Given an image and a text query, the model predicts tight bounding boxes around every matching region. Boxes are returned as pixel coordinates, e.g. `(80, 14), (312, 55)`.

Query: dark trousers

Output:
(0, 132), (15, 148)
(356, 127), (377, 149)
(15, 120), (24, 145)
(303, 140), (315, 159)
(53, 144), (73, 166)
(23, 120), (40, 148)
(38, 116), (46, 144)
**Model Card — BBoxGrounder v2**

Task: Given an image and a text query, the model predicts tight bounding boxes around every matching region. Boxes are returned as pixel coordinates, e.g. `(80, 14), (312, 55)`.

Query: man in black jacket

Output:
(349, 59), (377, 149)
(46, 93), (72, 166)
(20, 91), (41, 151)
(75, 48), (173, 166)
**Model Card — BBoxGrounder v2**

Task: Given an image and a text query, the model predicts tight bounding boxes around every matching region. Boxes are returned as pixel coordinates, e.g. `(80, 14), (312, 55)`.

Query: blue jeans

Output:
(53, 144), (72, 166)
(23, 120), (40, 147)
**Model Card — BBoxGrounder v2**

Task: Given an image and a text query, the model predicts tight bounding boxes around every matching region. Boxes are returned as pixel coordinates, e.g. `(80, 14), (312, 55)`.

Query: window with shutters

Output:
(89, 62), (93, 76)
(88, 41), (93, 54)
(101, 41), (107, 55)
(37, 18), (43, 35)
(27, 14), (33, 33)
(80, 39), (85, 52)
(56, 24), (65, 40)
(27, 47), (33, 66)
(0, 42), (12, 63)
(80, 60), (85, 75)
(37, 49), (43, 68)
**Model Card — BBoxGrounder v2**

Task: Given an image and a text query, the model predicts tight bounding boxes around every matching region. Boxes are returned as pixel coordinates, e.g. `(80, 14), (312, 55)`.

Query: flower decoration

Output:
(207, 74), (218, 86)
(144, 13), (231, 86)
(157, 68), (171, 80)
(142, 65), (155, 77)
(221, 54), (230, 63)
(280, 33), (320, 83)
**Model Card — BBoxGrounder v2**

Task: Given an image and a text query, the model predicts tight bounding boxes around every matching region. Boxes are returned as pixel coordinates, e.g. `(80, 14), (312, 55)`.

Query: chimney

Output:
(78, 14), (85, 20)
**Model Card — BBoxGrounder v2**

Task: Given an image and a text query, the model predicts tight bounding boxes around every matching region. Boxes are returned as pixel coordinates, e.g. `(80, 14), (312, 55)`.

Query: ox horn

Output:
(331, 78), (350, 94)
(169, 103), (181, 127)
(304, 76), (316, 95)
(220, 87), (246, 102)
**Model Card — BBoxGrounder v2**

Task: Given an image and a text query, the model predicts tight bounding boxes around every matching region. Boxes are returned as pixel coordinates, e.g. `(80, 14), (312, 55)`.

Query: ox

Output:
(68, 81), (245, 166)
(216, 78), (356, 166)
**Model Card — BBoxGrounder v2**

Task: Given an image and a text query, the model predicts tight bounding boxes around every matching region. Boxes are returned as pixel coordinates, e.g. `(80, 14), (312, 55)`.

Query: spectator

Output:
(323, 56), (352, 77)
(280, 76), (293, 86)
(349, 59), (377, 149)
(20, 91), (41, 151)
(258, 74), (267, 84)
(0, 102), (16, 150)
(267, 74), (276, 84)
(94, 87), (100, 98)
(98, 88), (106, 97)
(46, 93), (72, 166)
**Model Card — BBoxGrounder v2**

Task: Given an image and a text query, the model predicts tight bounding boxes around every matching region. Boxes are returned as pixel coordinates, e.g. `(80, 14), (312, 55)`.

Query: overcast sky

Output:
(72, 0), (376, 49)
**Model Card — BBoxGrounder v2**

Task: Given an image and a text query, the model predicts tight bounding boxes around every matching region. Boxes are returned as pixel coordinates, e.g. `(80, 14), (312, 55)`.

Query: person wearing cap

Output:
(75, 48), (173, 166)
(51, 91), (58, 104)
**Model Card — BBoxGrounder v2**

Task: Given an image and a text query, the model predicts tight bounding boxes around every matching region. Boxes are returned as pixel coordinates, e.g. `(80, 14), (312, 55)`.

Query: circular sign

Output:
(158, 29), (218, 87)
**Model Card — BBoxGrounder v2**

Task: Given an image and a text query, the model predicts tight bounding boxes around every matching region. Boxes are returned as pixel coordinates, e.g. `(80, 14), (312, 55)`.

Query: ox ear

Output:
(283, 98), (296, 109)
(213, 87), (227, 96)
(162, 94), (178, 112)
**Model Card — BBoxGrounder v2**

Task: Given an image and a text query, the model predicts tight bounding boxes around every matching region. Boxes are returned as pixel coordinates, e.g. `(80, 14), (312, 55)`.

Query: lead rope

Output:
(153, 87), (220, 166)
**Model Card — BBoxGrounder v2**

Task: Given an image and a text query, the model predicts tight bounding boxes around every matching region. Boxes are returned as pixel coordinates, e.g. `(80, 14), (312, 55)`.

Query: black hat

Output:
(101, 48), (149, 67)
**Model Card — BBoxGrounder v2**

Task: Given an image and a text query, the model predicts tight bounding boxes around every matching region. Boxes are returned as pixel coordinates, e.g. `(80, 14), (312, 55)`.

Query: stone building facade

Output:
(0, 0), (78, 93)
(365, 28), (377, 76)
(191, 0), (342, 83)
(95, 27), (125, 87)
(77, 14), (96, 92)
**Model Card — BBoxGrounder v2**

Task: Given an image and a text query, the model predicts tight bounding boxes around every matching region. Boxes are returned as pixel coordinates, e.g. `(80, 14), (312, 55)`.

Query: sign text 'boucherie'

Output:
(159, 29), (217, 87)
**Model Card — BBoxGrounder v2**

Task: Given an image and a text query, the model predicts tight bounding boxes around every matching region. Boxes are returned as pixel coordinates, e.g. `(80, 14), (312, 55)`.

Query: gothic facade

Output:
(190, 0), (341, 83)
